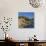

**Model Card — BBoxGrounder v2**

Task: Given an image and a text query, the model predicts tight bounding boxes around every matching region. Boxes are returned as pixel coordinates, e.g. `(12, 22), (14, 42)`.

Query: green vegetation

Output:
(18, 16), (34, 28)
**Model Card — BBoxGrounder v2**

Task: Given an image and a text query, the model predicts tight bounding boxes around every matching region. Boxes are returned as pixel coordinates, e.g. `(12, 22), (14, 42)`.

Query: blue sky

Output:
(18, 12), (34, 19)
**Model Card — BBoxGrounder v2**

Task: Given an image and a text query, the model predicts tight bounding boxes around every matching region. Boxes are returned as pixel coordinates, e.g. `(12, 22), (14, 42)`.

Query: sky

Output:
(18, 12), (34, 19)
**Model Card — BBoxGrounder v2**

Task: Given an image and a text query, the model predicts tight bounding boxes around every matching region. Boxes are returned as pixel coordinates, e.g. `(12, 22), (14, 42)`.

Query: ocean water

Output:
(24, 24), (34, 28)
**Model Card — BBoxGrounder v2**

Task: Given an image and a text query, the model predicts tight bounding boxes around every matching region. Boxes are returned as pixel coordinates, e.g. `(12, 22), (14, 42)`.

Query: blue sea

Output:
(24, 24), (34, 28)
